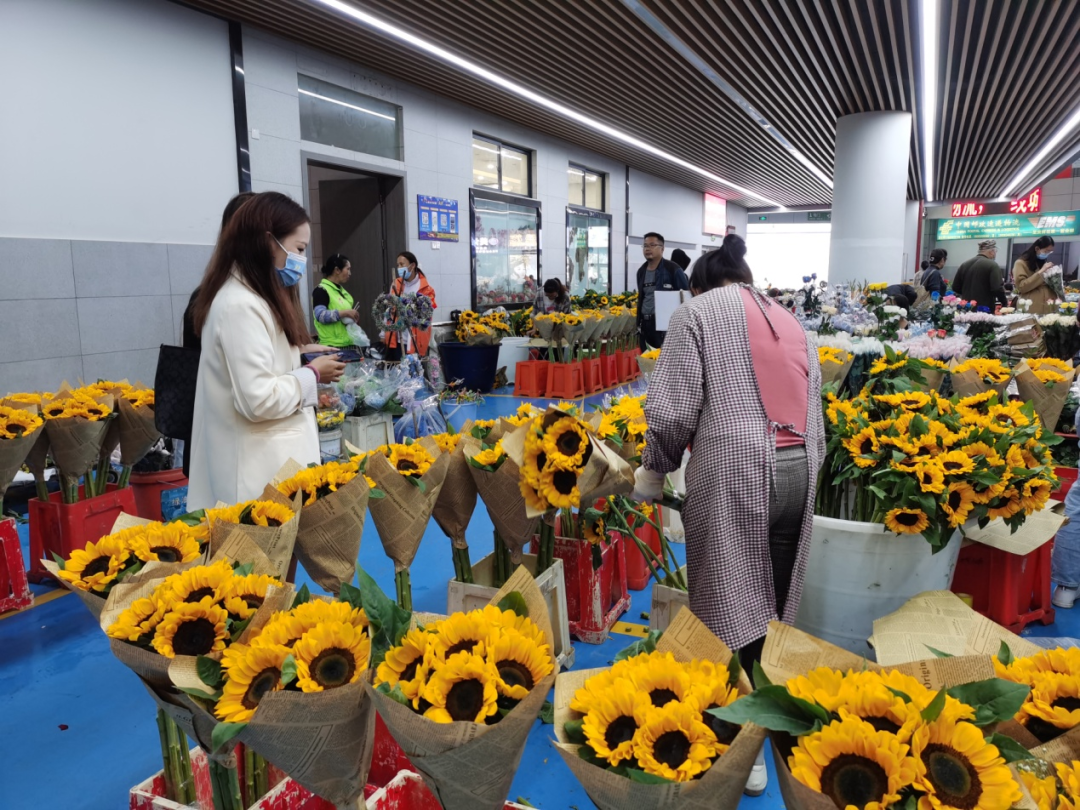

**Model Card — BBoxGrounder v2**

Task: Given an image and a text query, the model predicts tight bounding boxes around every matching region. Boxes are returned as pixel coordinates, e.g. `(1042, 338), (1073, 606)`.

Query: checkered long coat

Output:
(643, 284), (825, 650)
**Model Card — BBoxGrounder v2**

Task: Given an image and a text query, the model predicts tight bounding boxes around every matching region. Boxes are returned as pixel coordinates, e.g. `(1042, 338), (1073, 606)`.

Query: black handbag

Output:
(154, 344), (200, 439)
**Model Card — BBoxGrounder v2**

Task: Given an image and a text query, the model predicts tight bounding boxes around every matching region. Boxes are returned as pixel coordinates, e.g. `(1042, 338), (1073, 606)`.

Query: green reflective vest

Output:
(314, 279), (355, 348)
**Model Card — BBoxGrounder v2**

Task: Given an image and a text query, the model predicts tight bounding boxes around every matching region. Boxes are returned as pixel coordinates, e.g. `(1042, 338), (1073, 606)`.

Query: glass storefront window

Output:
(584, 172), (603, 210)
(298, 74), (402, 160)
(568, 163), (605, 211)
(472, 190), (541, 310)
(566, 207), (611, 296)
(472, 136), (532, 196)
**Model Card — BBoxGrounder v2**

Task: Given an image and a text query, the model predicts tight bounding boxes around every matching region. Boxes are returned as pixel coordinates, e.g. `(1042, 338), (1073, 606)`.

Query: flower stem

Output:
(254, 751), (268, 800)
(395, 569), (412, 612)
(118, 465), (132, 489)
(178, 741), (194, 805)
(155, 710), (178, 802)
(492, 531), (509, 588)
(536, 519), (555, 574)
(243, 745), (255, 807)
(34, 475), (49, 503)
(453, 546), (473, 584)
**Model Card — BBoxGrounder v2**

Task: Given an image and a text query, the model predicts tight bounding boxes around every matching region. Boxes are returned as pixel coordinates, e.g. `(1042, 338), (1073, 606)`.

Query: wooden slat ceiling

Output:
(184, 0), (1080, 208)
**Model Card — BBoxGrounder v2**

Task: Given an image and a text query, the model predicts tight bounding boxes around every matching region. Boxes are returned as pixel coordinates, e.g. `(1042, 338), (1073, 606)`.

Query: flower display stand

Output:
(447, 552), (574, 669)
(624, 505), (665, 591)
(0, 518), (32, 613)
(600, 353), (620, 388)
(649, 565), (689, 631)
(513, 360), (548, 398)
(366, 770), (532, 810)
(581, 357), (604, 394)
(794, 516), (963, 654)
(950, 540), (1055, 634)
(546, 361), (585, 399)
(28, 484), (138, 584)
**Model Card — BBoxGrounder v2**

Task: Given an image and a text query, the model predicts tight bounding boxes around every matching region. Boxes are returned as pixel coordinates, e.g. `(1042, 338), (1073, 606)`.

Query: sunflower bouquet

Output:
(638, 346), (661, 379)
(430, 427), (480, 585)
(270, 459), (374, 595)
(455, 309), (511, 345)
(554, 606), (764, 809)
(88, 380), (161, 488)
(1014, 358), (1078, 434)
(995, 646), (1080, 745)
(596, 393), (648, 468)
(367, 565), (557, 810)
(41, 384), (115, 503)
(951, 357), (1013, 399)
(1, 392), (53, 501)
(866, 346), (951, 396)
(819, 380), (1059, 551)
(203, 497), (300, 580)
(0, 403), (44, 514)
(362, 437), (450, 610)
(718, 622), (1029, 810)
(818, 346), (855, 389)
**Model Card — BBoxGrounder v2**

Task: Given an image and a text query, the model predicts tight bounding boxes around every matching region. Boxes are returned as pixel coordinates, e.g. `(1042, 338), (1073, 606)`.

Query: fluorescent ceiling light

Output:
(298, 88), (396, 121)
(312, 0), (784, 207)
(920, 0), (938, 203)
(1003, 106), (1080, 195)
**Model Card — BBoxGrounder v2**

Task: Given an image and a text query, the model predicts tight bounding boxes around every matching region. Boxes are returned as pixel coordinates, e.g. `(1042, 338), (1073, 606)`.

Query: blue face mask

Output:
(1037, 252), (1052, 261)
(273, 237), (306, 287)
(396, 265), (409, 278)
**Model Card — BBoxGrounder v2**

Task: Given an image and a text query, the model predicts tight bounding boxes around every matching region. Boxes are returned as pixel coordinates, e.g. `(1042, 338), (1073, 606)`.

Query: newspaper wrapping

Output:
(44, 400), (114, 489)
(116, 396), (162, 467)
(431, 427), (479, 550)
(0, 419), (43, 505)
(462, 435), (538, 563)
(367, 436), (450, 572)
(209, 489), (303, 581)
(554, 606), (767, 810)
(915, 368), (945, 395)
(1, 399), (53, 483)
(820, 354), (855, 389)
(1013, 360), (1077, 436)
(265, 461), (371, 595)
(949, 360), (1010, 400)
(365, 565), (557, 810)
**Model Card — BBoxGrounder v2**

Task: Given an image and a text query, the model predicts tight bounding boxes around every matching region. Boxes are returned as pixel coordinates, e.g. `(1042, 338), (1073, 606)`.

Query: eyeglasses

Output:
(642, 243), (662, 249)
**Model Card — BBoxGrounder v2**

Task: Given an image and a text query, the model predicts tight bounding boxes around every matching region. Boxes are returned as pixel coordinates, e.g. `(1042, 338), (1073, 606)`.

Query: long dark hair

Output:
(1020, 236), (1055, 271)
(193, 192), (311, 346)
(691, 234), (753, 292)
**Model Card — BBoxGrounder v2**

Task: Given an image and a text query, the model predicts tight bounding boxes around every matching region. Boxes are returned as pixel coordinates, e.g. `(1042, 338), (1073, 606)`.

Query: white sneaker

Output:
(745, 748), (768, 797)
(1053, 586), (1078, 609)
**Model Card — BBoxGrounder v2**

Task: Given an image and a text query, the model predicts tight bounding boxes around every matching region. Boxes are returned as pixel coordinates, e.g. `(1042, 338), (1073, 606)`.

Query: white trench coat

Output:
(187, 275), (318, 510)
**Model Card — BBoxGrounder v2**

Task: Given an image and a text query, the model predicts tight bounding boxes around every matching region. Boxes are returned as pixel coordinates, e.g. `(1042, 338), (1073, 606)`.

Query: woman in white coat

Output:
(187, 192), (345, 510)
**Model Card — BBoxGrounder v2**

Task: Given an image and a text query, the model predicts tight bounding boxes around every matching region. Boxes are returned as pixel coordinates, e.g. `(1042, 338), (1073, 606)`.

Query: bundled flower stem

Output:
(536, 518), (556, 574)
(156, 709), (195, 805)
(492, 530), (513, 589)
(209, 757), (244, 810)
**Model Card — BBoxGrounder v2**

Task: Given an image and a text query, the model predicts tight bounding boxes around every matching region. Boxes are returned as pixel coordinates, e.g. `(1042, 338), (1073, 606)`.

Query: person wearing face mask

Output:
(531, 278), (572, 316)
(311, 254), (360, 349)
(633, 234), (824, 797)
(1012, 236), (1058, 315)
(186, 192), (345, 510)
(384, 250), (437, 360)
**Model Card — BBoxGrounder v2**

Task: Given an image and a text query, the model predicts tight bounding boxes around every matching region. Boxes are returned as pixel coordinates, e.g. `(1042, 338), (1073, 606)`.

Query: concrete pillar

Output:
(827, 112), (913, 286)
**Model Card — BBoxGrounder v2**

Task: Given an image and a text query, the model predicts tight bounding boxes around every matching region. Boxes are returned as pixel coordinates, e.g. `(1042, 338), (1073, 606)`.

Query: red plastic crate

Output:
(131, 469), (187, 521)
(1053, 467), (1077, 501)
(369, 713), (416, 789)
(600, 353), (620, 388)
(624, 505), (664, 591)
(546, 361), (585, 399)
(513, 360), (548, 398)
(0, 517), (32, 613)
(367, 771), (532, 810)
(582, 357), (604, 394)
(556, 532), (630, 643)
(616, 350), (638, 383)
(951, 540), (1055, 634)
(28, 484), (138, 583)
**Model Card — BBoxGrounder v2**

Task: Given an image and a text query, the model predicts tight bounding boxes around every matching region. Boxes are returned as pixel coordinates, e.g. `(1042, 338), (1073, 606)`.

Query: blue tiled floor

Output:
(2, 385), (1072, 808)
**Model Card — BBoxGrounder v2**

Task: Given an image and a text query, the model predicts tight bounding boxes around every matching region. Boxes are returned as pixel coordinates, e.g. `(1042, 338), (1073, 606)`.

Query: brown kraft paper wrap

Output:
(554, 606), (766, 810)
(366, 565), (557, 810)
(367, 436), (450, 572)
(1014, 360), (1076, 435)
(819, 353), (855, 389)
(916, 368), (946, 395)
(208, 489), (303, 581)
(44, 388), (115, 486)
(462, 434), (538, 563)
(432, 435), (479, 551)
(267, 461), (371, 595)
(116, 396), (162, 466)
(949, 359), (1010, 400)
(0, 420), (44, 504)
(2, 399), (53, 486)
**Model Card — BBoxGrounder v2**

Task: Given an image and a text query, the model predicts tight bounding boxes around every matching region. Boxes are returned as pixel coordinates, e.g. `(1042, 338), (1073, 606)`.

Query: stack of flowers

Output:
(1040, 307), (1080, 361)
(203, 497), (299, 579)
(867, 348), (949, 395)
(0, 403), (44, 514)
(455, 310), (511, 345)
(1, 392), (53, 501)
(41, 385), (114, 503)
(951, 357), (1013, 399)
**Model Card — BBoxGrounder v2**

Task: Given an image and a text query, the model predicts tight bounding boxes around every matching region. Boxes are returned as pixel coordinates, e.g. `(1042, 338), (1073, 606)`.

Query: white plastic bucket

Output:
(497, 337), (532, 384)
(793, 515), (962, 656)
(318, 428), (343, 461)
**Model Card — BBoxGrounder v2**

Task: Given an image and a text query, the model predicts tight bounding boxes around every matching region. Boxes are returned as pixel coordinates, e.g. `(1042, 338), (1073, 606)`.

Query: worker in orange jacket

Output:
(384, 250), (438, 359)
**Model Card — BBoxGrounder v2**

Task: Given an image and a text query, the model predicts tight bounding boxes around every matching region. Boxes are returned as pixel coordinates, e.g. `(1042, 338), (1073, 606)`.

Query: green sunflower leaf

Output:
(176, 509), (206, 526)
(946, 679), (1030, 728)
(708, 686), (829, 735)
(926, 646), (955, 658)
(292, 584), (311, 608)
(211, 722), (247, 753)
(196, 655), (224, 688)
(407, 477), (428, 493)
(921, 688), (947, 722)
(887, 688), (914, 704)
(753, 660), (773, 688)
(232, 562), (254, 578)
(237, 503), (255, 525)
(356, 564), (412, 669)
(115, 560), (145, 584)
(229, 616), (253, 643)
(626, 768), (675, 785)
(375, 681), (412, 708)
(564, 719), (587, 744)
(178, 685), (221, 702)
(727, 654), (743, 689)
(576, 741), (603, 767)
(51, 552), (66, 570)
(614, 629), (662, 662)
(997, 640), (1014, 667)
(280, 654), (297, 687)
(369, 488), (386, 500)
(496, 591), (529, 618)
(986, 733), (1036, 763)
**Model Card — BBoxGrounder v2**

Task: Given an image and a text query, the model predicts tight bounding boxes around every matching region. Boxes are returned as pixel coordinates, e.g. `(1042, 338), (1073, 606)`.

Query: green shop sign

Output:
(937, 211), (1080, 241)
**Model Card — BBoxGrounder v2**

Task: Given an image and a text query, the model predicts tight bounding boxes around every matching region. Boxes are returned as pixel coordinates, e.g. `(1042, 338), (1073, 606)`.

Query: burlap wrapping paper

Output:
(1, 399), (54, 485)
(949, 359), (1010, 400)
(432, 425), (479, 551)
(1014, 360), (1077, 434)
(365, 565), (557, 810)
(554, 606), (765, 810)
(819, 353), (854, 389)
(265, 461), (371, 595)
(208, 489), (303, 581)
(0, 418), (43, 505)
(116, 396), (162, 467)
(44, 387), (115, 489)
(367, 436), (450, 573)
(462, 435), (538, 563)
(915, 368), (946, 395)
(760, 621), (1012, 810)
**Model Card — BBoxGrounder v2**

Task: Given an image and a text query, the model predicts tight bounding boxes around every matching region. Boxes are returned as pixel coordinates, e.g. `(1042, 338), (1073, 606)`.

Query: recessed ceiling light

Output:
(312, 0), (784, 207)
(1003, 106), (1080, 196)
(920, 0), (938, 203)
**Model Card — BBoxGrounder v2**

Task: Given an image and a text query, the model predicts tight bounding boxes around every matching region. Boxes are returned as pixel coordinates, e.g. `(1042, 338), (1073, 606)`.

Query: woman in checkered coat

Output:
(635, 237), (825, 669)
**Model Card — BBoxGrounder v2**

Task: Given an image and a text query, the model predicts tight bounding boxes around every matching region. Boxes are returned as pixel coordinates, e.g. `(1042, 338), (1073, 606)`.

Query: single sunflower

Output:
(633, 701), (721, 783)
(422, 652), (500, 724)
(912, 719), (1020, 810)
(215, 642), (290, 722)
(582, 679), (652, 766)
(152, 601), (229, 658)
(884, 508), (930, 535)
(486, 629), (553, 701)
(293, 621), (370, 692)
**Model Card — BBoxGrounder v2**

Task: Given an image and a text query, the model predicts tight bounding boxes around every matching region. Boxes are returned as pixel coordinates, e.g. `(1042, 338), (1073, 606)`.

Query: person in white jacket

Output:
(186, 192), (344, 510)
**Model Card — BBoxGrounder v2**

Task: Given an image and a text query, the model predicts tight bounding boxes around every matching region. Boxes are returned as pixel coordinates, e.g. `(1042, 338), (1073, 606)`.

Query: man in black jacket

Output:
(636, 232), (690, 350)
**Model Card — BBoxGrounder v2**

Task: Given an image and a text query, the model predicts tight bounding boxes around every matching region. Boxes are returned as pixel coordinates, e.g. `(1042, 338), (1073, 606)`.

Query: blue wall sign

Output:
(418, 195), (459, 242)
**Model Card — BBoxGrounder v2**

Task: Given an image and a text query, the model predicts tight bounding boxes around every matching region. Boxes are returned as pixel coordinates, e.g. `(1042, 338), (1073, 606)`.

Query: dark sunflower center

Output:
(310, 647), (356, 689)
(266, 518), (283, 527)
(923, 744), (982, 810)
(400, 659), (421, 683)
(446, 678), (484, 721)
(704, 704), (740, 745)
(603, 715), (638, 750)
(864, 716), (901, 734)
(943, 461), (964, 472)
(173, 618), (217, 656)
(653, 731), (691, 770)
(553, 469), (578, 496)
(820, 754), (888, 810)
(242, 595), (264, 610)
(397, 460), (419, 474)
(1052, 697), (1080, 713)
(650, 688), (678, 707)
(242, 667), (281, 709)
(895, 511), (922, 527)
(445, 640), (482, 658)
(536, 451), (548, 470)
(150, 546), (181, 563)
(948, 490), (964, 509)
(555, 431), (582, 457)
(9, 425), (25, 437)
(185, 587), (217, 603)
(857, 437), (874, 454)
(83, 556), (113, 578)
(496, 660), (535, 691)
